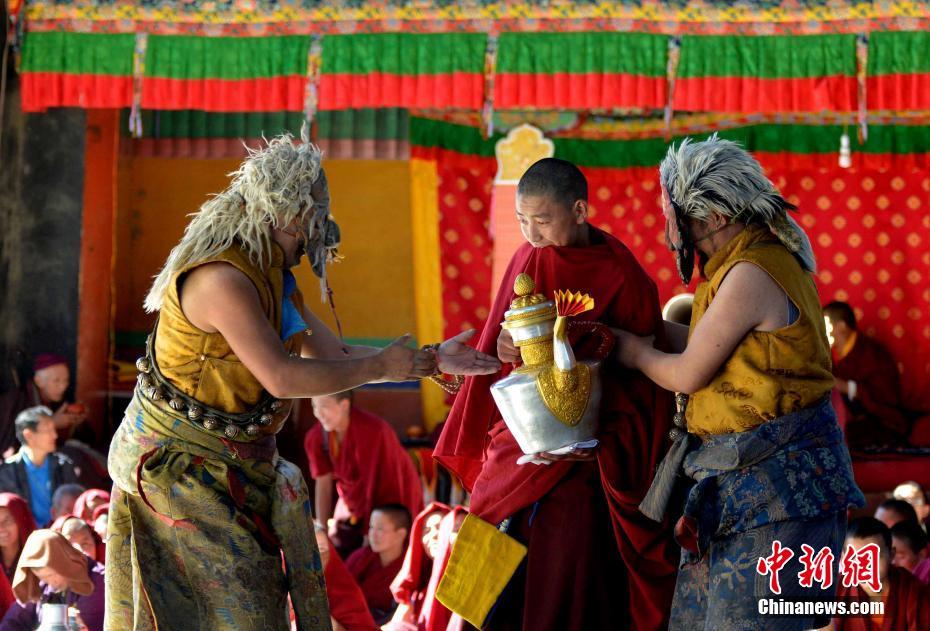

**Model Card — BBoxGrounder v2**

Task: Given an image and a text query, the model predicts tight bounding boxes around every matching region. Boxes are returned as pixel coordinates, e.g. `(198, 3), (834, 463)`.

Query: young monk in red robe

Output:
(305, 390), (424, 555)
(345, 504), (412, 623)
(824, 301), (911, 448)
(832, 517), (930, 631)
(434, 158), (678, 630)
(312, 524), (377, 631)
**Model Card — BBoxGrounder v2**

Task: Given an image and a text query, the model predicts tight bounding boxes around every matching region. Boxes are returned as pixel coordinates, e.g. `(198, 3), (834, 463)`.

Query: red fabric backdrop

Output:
(435, 157), (930, 411)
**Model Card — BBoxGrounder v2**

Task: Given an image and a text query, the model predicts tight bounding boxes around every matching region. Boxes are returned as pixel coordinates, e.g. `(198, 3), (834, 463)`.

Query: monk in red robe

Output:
(824, 301), (911, 448)
(312, 525), (377, 631)
(434, 158), (677, 630)
(388, 503), (465, 631)
(305, 390), (424, 556)
(345, 505), (411, 624)
(832, 517), (930, 631)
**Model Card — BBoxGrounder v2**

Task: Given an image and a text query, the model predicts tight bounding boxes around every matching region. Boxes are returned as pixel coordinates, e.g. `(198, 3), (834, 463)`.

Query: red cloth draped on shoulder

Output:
(834, 565), (930, 630)
(0, 568), (13, 619)
(391, 503), (465, 631)
(324, 538), (379, 631)
(434, 229), (677, 630)
(305, 407), (424, 528)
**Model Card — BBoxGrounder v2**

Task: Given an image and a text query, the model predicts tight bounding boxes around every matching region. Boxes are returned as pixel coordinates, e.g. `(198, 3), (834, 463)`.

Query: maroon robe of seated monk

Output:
(834, 333), (910, 448)
(305, 406), (424, 533)
(346, 545), (405, 620)
(833, 565), (930, 631)
(434, 227), (678, 631)
(325, 541), (378, 631)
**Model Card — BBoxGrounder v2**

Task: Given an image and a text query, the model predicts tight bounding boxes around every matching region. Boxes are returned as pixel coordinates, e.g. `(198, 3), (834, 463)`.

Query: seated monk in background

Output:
(435, 158), (678, 630)
(831, 517), (930, 631)
(891, 520), (930, 584)
(824, 301), (911, 449)
(345, 504), (411, 624)
(305, 390), (424, 557)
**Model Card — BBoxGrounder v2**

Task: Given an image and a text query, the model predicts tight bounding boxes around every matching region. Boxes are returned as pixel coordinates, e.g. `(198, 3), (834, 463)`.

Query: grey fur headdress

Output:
(659, 134), (816, 276)
(145, 123), (340, 312)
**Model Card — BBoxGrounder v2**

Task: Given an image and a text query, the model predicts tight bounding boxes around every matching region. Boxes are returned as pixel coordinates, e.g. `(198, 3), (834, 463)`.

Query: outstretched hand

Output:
(437, 329), (502, 376)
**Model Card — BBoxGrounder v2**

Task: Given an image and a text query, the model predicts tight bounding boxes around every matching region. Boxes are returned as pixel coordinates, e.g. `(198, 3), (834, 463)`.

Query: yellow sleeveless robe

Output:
(154, 242), (303, 433)
(685, 225), (834, 435)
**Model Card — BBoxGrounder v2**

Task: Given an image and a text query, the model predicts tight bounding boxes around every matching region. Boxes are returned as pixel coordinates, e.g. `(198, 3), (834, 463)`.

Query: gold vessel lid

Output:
(503, 274), (556, 327)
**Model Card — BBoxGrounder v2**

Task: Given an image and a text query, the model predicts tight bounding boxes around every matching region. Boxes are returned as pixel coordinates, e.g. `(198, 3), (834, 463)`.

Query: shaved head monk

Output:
(434, 158), (678, 630)
(305, 390), (424, 557)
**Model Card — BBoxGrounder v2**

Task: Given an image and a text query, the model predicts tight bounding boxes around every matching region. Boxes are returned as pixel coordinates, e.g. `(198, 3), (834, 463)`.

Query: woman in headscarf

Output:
(51, 516), (104, 564)
(71, 490), (109, 524)
(0, 495), (36, 584)
(0, 530), (104, 631)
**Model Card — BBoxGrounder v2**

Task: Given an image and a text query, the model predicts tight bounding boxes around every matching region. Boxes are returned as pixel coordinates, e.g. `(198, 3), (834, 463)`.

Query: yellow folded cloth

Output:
(435, 513), (527, 628)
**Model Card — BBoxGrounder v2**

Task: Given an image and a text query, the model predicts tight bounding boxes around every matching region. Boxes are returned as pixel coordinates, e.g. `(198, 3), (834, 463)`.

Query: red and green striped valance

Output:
(867, 31), (930, 111)
(319, 33), (486, 111)
(674, 34), (857, 113)
(18, 30), (930, 116)
(494, 32), (667, 111)
(142, 35), (310, 111)
(410, 116), (930, 170)
(20, 32), (135, 110)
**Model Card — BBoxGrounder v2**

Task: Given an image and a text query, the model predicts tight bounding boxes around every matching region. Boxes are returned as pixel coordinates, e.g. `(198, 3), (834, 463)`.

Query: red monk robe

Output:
(324, 542), (379, 631)
(833, 333), (911, 448)
(833, 565), (930, 631)
(291, 535), (376, 631)
(434, 228), (678, 630)
(346, 545), (405, 620)
(305, 406), (424, 532)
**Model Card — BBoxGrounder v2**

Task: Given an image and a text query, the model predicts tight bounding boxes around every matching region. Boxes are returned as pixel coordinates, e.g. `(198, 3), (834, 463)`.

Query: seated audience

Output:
(312, 523), (377, 631)
(876, 499), (920, 530)
(0, 408), (79, 526)
(346, 504), (411, 624)
(51, 484), (85, 524)
(52, 517), (104, 564)
(305, 390), (423, 557)
(824, 302), (910, 449)
(832, 517), (930, 630)
(90, 505), (107, 542)
(72, 490), (109, 524)
(387, 503), (462, 631)
(892, 520), (930, 584)
(894, 482), (930, 528)
(0, 529), (104, 631)
(0, 355), (87, 457)
(0, 495), (34, 583)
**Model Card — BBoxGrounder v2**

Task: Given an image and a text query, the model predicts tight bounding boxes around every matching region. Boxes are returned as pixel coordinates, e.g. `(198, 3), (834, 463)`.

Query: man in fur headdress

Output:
(105, 127), (499, 630)
(616, 135), (864, 630)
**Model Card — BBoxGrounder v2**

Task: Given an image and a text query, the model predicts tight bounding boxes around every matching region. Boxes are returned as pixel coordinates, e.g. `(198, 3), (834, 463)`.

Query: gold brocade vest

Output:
(685, 226), (834, 436)
(153, 243), (303, 433)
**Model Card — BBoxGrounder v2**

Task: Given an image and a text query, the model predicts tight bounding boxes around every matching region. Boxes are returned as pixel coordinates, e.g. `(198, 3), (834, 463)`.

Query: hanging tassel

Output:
(128, 32), (148, 139)
(838, 130), (852, 169)
(481, 33), (499, 139)
(304, 34), (323, 132)
(664, 36), (681, 141)
(855, 33), (869, 144)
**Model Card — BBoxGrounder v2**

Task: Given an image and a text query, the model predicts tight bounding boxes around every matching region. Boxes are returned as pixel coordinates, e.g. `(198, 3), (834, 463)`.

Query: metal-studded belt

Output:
(134, 326), (284, 440)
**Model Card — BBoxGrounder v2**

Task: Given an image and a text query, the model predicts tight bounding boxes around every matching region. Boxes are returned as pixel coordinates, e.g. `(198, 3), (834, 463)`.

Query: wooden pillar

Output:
(489, 124), (554, 296)
(76, 109), (119, 441)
